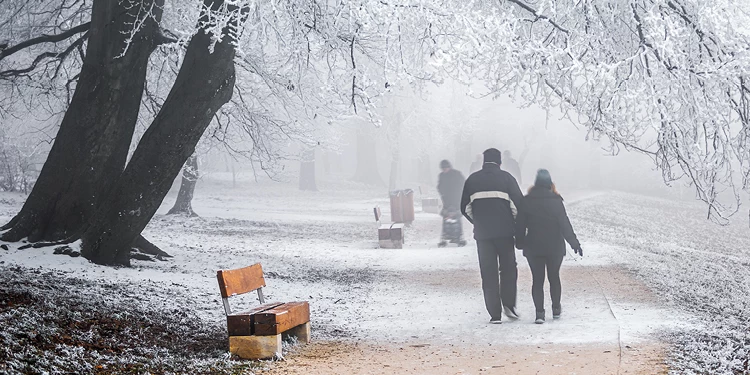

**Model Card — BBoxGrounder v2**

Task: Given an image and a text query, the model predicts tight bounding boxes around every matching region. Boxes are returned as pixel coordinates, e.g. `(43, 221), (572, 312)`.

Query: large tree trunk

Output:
(167, 154), (199, 216)
(1, 0), (163, 242)
(299, 148), (317, 191)
(351, 126), (384, 186)
(80, 1), (237, 266)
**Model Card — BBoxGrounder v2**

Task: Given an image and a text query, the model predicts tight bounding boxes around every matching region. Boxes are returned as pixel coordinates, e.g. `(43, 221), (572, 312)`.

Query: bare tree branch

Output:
(0, 32), (88, 78)
(0, 22), (90, 62)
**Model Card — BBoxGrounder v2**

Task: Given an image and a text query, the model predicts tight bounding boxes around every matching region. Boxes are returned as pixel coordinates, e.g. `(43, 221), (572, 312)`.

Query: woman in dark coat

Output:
(515, 169), (582, 324)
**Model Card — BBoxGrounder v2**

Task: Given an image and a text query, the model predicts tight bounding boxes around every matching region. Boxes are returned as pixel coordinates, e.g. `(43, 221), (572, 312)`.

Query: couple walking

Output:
(460, 148), (583, 324)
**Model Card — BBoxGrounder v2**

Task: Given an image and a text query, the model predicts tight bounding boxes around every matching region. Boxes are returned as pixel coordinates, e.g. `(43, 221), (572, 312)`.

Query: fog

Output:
(199, 79), (688, 202)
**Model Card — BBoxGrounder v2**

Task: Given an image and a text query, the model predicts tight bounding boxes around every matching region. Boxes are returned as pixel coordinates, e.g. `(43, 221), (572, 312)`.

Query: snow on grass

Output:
(0, 181), (390, 374)
(1, 182), (748, 373)
(0, 265), (260, 375)
(569, 192), (750, 374)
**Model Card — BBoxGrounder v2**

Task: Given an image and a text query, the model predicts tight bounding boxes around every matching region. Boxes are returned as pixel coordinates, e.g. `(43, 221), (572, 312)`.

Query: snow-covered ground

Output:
(1, 176), (748, 374)
(569, 193), (750, 374)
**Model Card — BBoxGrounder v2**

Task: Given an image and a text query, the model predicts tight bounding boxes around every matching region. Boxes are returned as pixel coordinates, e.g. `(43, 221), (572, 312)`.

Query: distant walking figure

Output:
(515, 169), (582, 324)
(437, 160), (466, 247)
(502, 151), (522, 186)
(461, 148), (524, 324)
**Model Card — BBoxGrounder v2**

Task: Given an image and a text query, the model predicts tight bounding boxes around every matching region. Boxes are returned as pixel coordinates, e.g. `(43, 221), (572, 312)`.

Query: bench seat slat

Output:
(253, 301), (310, 336)
(230, 302), (285, 317)
(227, 302), (285, 336)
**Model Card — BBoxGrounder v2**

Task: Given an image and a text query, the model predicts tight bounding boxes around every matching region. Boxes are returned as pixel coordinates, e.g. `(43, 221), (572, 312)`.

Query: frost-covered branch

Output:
(454, 0), (750, 222)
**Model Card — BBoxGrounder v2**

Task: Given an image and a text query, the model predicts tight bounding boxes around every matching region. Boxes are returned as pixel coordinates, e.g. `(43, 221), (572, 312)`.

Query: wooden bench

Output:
(374, 206), (405, 249)
(217, 263), (310, 359)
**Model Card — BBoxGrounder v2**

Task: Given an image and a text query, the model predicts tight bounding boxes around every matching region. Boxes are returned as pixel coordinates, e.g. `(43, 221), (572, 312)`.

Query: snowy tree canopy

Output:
(128, 0), (473, 173)
(134, 0), (750, 220)
(444, 0), (750, 221)
(3, 0), (750, 220)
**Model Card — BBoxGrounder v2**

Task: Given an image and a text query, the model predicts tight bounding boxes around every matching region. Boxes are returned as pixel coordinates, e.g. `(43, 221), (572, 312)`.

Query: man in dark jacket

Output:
(460, 148), (524, 323)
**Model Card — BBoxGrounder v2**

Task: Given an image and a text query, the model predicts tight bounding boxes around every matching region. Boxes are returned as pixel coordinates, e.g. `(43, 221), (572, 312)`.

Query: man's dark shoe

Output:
(503, 306), (520, 320)
(552, 305), (562, 319)
(535, 310), (545, 324)
(489, 317), (503, 324)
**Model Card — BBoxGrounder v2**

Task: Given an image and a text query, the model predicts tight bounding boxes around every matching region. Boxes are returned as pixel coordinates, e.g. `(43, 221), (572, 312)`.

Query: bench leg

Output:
(229, 334), (282, 359)
(285, 322), (311, 344)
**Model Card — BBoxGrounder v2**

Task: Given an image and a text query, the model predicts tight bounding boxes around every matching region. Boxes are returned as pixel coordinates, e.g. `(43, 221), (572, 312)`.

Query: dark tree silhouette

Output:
(1, 0), (166, 248)
(79, 0), (238, 265)
(2, 0), (239, 265)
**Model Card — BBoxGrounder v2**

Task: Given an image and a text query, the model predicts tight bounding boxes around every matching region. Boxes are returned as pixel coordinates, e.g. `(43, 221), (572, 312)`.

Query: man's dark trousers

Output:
(476, 237), (517, 319)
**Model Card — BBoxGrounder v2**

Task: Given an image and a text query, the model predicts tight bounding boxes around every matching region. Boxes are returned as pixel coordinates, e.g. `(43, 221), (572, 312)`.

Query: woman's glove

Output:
(573, 246), (584, 256)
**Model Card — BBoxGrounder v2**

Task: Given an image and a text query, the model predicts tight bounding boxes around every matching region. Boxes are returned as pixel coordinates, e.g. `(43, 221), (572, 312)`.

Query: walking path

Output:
(0, 182), (721, 373)
(262, 193), (683, 375)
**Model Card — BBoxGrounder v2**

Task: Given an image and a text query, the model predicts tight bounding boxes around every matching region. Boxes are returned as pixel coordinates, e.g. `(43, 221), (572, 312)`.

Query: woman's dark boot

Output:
(535, 310), (545, 324)
(552, 305), (562, 319)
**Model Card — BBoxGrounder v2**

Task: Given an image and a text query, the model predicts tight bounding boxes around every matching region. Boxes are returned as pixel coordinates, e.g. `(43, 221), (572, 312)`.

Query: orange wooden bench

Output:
(216, 263), (310, 359)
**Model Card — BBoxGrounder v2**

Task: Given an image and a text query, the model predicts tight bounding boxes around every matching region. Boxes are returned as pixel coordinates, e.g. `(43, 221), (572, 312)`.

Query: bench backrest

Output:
(217, 263), (266, 298)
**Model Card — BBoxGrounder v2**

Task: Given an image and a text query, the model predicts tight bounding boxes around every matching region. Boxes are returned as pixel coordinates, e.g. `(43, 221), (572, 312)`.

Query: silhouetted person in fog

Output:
(503, 150), (522, 186)
(515, 169), (582, 324)
(461, 148), (523, 323)
(438, 160), (464, 210)
(437, 160), (466, 246)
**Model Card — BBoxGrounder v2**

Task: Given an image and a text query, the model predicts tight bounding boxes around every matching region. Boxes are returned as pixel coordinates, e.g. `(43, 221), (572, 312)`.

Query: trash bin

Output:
(389, 189), (415, 224)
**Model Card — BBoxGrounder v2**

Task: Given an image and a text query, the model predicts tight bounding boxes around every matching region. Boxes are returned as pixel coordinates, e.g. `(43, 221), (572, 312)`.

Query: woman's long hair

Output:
(528, 183), (562, 199)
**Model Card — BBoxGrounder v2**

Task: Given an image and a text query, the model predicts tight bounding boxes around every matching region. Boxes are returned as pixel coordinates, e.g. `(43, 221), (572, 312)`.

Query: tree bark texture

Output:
(167, 154), (199, 216)
(80, 1), (238, 265)
(299, 148), (317, 191)
(1, 0), (164, 242)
